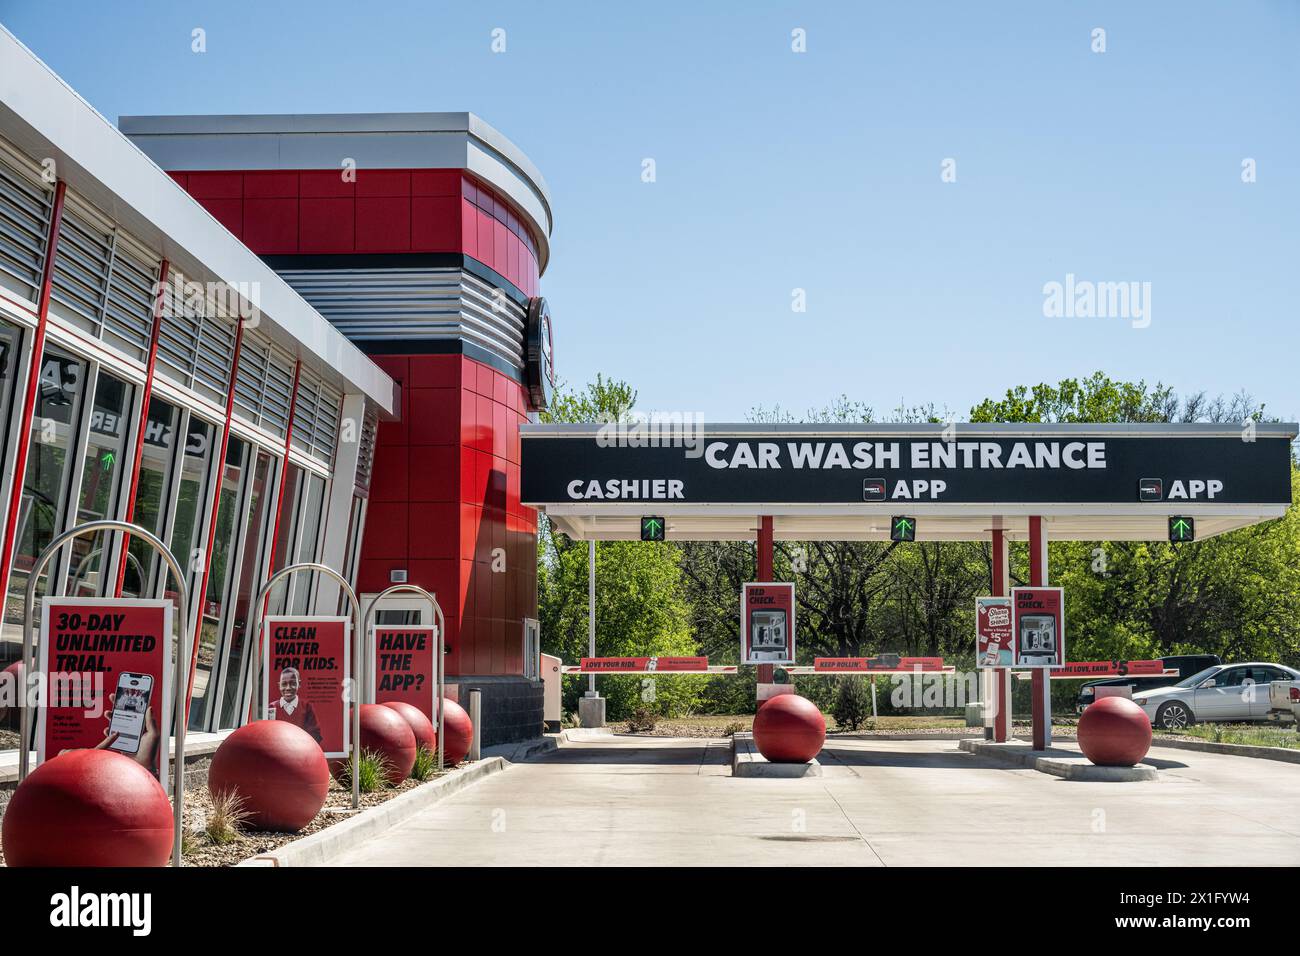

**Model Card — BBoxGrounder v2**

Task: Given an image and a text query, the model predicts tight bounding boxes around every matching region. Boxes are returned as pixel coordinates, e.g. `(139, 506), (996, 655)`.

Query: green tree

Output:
(536, 376), (705, 718)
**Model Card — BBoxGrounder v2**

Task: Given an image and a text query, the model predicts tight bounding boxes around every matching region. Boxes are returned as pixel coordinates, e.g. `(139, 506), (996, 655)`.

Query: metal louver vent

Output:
(51, 203), (112, 327)
(156, 271), (237, 403)
(0, 150), (54, 304)
(234, 331), (295, 437)
(275, 267), (528, 370)
(50, 195), (159, 360)
(292, 369), (343, 465)
(354, 405), (378, 494)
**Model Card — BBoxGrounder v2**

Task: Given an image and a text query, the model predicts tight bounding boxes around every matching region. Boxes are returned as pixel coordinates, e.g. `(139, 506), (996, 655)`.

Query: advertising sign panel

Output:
(263, 616), (350, 758)
(577, 657), (709, 672)
(813, 657), (945, 672)
(37, 598), (172, 781)
(372, 626), (437, 721)
(1051, 660), (1168, 678)
(976, 596), (1014, 668)
(742, 582), (795, 665)
(1011, 587), (1065, 668)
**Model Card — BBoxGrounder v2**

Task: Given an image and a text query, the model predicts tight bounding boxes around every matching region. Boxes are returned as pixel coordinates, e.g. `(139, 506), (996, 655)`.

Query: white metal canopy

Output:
(521, 422), (1296, 542)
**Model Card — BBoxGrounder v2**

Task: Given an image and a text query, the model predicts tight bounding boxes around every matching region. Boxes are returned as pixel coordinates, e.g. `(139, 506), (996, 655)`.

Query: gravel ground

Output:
(179, 772), (444, 867)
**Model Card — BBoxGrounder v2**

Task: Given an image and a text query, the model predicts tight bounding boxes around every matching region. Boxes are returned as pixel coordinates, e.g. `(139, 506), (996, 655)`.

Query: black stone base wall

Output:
(453, 676), (544, 747)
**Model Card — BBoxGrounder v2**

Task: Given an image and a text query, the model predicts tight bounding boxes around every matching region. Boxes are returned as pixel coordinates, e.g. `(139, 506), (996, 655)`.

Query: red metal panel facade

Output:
(175, 169), (540, 295)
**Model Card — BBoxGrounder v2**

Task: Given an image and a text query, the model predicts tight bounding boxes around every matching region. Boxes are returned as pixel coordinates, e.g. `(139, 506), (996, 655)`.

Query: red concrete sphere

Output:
(2, 749), (173, 867)
(1078, 696), (1153, 767)
(330, 704), (417, 784)
(440, 697), (474, 766)
(381, 701), (437, 754)
(208, 720), (329, 831)
(752, 693), (826, 763)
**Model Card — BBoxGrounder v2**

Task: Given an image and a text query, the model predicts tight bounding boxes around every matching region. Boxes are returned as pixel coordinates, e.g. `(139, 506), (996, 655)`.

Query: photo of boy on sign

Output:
(262, 617), (350, 757)
(268, 667), (322, 744)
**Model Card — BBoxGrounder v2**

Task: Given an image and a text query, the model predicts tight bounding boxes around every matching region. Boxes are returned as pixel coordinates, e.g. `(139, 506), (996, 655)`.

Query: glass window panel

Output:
(4, 350), (87, 656)
(217, 449), (274, 728)
(121, 397), (181, 598)
(188, 436), (248, 730)
(68, 371), (135, 596)
(265, 463), (303, 616)
(289, 472), (326, 615)
(0, 321), (25, 665)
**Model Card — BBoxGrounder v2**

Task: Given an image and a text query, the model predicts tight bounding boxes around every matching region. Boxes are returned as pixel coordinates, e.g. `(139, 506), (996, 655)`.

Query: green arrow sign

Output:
(891, 515), (916, 542)
(640, 516), (665, 542)
(1168, 516), (1195, 543)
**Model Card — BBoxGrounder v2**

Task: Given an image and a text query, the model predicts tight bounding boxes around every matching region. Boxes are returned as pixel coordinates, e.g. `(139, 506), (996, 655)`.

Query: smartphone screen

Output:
(108, 672), (153, 755)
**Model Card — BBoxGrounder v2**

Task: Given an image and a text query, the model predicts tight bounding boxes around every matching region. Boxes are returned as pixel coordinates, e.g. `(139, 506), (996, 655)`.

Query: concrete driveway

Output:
(325, 734), (1300, 866)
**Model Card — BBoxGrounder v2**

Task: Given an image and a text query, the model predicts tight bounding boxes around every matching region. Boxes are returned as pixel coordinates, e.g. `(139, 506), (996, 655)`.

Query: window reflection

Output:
(121, 398), (182, 599)
(69, 372), (135, 596)
(217, 449), (274, 728)
(189, 436), (248, 730)
(4, 350), (87, 656)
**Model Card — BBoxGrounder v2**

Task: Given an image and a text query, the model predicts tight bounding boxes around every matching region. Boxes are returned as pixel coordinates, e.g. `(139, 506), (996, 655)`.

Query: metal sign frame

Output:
(363, 585), (446, 771)
(19, 519), (190, 868)
(244, 562), (363, 809)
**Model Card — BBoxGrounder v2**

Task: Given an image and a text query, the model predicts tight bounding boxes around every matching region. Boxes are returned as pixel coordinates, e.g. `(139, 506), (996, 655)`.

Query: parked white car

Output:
(1132, 663), (1300, 730)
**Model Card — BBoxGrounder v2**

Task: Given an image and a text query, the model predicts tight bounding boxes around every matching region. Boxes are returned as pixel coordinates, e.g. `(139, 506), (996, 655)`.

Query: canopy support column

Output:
(1029, 516), (1051, 749)
(587, 538), (596, 696)
(991, 527), (1012, 742)
(756, 516), (774, 686)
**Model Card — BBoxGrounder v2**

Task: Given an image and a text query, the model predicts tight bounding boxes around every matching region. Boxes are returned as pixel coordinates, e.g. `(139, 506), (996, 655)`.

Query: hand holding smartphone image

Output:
(106, 672), (154, 757)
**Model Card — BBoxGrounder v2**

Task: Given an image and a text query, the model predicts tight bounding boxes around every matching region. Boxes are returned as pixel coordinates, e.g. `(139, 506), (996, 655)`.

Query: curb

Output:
(238, 735), (558, 867)
(1150, 735), (1300, 765)
(959, 739), (1157, 781)
(731, 732), (822, 777)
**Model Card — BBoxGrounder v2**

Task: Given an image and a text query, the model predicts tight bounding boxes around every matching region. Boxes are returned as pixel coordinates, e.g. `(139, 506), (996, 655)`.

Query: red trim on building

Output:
(172, 169), (542, 295)
(245, 359), (301, 721)
(114, 258), (170, 597)
(0, 180), (66, 603)
(184, 320), (245, 721)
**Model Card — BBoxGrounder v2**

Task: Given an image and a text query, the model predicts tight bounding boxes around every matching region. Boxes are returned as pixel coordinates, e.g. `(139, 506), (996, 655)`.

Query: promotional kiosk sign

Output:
(742, 582), (795, 665)
(1011, 587), (1065, 668)
(975, 596), (1014, 667)
(1054, 660), (1168, 678)
(37, 598), (172, 781)
(372, 626), (437, 721)
(263, 616), (350, 758)
(578, 657), (709, 672)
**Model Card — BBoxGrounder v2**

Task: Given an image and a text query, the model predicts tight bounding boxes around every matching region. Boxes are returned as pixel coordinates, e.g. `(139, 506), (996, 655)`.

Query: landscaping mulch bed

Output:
(180, 772), (445, 867)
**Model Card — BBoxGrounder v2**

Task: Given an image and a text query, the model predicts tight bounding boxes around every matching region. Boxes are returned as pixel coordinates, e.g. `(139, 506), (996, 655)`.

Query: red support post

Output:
(184, 320), (245, 723)
(1028, 515), (1050, 750)
(991, 527), (1011, 742)
(115, 258), (170, 597)
(756, 515), (774, 685)
(0, 180), (66, 604)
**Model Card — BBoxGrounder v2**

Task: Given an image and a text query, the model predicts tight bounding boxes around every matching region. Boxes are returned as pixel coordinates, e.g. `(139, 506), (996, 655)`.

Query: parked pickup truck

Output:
(1268, 680), (1300, 723)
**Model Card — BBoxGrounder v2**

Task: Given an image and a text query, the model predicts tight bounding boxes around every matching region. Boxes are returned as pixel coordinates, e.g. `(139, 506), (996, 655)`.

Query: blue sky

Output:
(3, 0), (1296, 422)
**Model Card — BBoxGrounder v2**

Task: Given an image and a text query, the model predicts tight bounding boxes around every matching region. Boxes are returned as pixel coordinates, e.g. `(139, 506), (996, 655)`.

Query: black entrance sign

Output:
(520, 431), (1293, 506)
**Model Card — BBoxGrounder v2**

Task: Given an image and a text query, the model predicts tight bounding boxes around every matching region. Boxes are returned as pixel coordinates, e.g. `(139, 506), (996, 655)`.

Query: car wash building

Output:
(0, 26), (550, 750)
